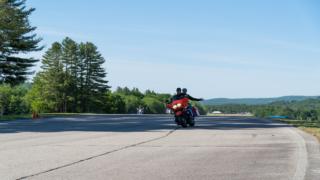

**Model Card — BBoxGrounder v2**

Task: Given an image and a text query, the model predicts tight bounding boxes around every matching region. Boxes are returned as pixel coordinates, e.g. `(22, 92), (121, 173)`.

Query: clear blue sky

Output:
(26, 0), (320, 98)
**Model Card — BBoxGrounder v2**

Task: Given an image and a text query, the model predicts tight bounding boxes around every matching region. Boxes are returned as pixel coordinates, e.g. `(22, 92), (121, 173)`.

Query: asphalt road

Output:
(0, 115), (319, 180)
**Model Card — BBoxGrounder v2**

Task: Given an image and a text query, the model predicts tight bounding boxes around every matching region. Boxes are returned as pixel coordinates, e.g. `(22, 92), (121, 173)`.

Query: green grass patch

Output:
(300, 127), (320, 142)
(278, 119), (320, 128)
(40, 113), (82, 117)
(0, 114), (32, 121)
(207, 113), (253, 117)
(0, 113), (82, 121)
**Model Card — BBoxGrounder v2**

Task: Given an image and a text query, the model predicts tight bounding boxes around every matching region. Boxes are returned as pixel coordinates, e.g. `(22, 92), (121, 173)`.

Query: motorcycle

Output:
(166, 98), (195, 128)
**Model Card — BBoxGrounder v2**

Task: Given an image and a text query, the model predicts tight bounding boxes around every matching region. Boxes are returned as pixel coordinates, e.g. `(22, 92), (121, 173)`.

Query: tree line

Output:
(0, 83), (161, 115)
(0, 84), (210, 116)
(0, 83), (207, 115)
(207, 98), (320, 121)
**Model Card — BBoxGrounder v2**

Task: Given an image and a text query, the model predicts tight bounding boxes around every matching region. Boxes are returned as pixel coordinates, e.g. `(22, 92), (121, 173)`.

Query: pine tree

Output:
(27, 42), (65, 112)
(41, 42), (65, 112)
(79, 42), (110, 112)
(0, 0), (42, 85)
(61, 38), (80, 112)
(28, 38), (110, 113)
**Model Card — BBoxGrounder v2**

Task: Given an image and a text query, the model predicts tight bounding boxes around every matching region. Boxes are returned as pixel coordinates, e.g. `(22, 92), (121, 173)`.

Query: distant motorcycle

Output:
(167, 98), (195, 128)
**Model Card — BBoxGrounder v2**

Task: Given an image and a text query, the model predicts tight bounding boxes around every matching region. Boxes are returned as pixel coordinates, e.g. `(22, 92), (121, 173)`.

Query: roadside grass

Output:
(0, 113), (81, 121)
(41, 113), (82, 117)
(300, 127), (320, 142)
(277, 119), (320, 142)
(0, 114), (32, 121)
(207, 113), (253, 117)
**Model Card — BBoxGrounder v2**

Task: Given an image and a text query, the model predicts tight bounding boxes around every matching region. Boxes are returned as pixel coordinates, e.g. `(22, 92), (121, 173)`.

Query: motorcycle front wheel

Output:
(189, 121), (195, 127)
(176, 116), (187, 128)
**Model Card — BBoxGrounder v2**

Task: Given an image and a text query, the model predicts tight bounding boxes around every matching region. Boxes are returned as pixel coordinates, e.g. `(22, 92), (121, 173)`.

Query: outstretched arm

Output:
(186, 95), (203, 101)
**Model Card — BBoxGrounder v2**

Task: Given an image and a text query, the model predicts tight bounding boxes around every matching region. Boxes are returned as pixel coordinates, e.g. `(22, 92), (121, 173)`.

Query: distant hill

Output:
(202, 96), (320, 105)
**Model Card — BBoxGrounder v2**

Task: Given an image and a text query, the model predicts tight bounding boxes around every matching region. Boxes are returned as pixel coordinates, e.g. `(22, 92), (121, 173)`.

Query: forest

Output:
(207, 98), (320, 121)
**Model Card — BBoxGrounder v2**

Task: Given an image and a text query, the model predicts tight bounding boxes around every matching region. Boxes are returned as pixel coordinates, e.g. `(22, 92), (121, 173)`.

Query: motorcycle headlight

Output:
(173, 105), (177, 109)
(177, 103), (182, 107)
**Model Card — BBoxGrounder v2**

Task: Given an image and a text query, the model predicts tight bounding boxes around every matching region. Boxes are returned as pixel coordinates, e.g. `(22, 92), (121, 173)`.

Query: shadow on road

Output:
(0, 115), (290, 133)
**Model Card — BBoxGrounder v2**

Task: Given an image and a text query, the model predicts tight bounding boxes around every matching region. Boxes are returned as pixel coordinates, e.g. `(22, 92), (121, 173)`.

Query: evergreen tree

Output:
(28, 38), (110, 113)
(41, 42), (65, 112)
(61, 37), (79, 112)
(0, 0), (42, 85)
(79, 42), (110, 112)
(26, 42), (65, 113)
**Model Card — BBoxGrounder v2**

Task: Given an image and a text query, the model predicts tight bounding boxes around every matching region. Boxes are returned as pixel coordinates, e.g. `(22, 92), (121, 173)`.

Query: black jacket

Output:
(170, 93), (184, 102)
(170, 93), (202, 102)
(181, 93), (202, 101)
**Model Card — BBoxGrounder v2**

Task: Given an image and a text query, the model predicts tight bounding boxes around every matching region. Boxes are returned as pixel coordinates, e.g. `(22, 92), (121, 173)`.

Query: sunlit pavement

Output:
(0, 115), (319, 180)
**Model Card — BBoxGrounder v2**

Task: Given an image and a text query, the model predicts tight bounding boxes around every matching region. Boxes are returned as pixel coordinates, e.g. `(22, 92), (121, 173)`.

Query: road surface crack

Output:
(16, 128), (177, 180)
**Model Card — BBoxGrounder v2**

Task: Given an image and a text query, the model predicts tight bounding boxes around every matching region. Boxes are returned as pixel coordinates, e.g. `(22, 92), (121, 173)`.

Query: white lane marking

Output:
(288, 128), (308, 180)
(311, 169), (320, 174)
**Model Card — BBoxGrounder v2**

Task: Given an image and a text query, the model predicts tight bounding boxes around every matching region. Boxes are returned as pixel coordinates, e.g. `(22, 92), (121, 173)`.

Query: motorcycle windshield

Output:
(171, 98), (189, 108)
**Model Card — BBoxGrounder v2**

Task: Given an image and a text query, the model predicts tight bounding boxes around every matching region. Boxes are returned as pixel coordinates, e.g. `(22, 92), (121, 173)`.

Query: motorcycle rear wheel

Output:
(180, 117), (188, 128)
(175, 116), (187, 128)
(187, 116), (195, 127)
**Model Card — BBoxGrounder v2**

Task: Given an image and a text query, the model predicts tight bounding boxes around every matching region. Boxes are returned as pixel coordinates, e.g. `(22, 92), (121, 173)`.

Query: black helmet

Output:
(182, 88), (187, 93)
(176, 87), (181, 92)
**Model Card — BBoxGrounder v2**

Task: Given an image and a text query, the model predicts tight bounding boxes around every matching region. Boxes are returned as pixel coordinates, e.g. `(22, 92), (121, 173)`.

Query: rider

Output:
(181, 88), (203, 101)
(170, 87), (184, 102)
(181, 88), (203, 117)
